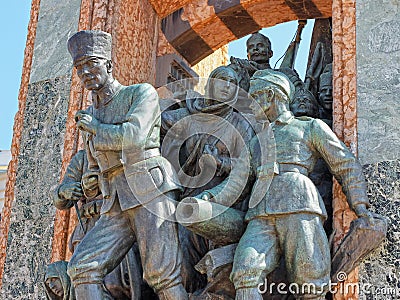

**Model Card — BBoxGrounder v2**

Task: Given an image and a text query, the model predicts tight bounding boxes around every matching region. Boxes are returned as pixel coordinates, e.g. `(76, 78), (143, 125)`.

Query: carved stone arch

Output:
(0, 1), (359, 298)
(159, 0), (332, 64)
(155, 1), (359, 298)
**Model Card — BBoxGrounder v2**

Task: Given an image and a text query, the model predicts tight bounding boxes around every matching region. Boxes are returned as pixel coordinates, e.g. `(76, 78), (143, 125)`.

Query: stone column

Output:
(0, 0), (159, 298)
(332, 0), (359, 298)
(356, 0), (400, 298)
(0, 0), (82, 297)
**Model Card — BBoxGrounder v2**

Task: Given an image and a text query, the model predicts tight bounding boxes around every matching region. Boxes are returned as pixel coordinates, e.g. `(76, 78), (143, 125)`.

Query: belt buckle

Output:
(273, 162), (279, 175)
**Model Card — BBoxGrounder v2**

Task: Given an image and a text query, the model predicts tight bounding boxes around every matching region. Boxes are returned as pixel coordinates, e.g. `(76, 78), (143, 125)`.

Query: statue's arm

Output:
(53, 150), (85, 210)
(201, 143), (255, 208)
(93, 83), (160, 151)
(218, 118), (256, 176)
(310, 119), (370, 212)
(160, 108), (189, 140)
(230, 56), (258, 72)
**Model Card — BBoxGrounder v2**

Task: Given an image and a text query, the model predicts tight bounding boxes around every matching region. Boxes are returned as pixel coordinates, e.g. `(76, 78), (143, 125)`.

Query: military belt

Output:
(101, 148), (161, 179)
(278, 163), (308, 176)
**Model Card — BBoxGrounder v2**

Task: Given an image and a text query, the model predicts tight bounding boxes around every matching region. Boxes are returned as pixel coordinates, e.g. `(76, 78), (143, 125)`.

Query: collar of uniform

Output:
(92, 79), (123, 108)
(273, 111), (294, 125)
(256, 62), (271, 70)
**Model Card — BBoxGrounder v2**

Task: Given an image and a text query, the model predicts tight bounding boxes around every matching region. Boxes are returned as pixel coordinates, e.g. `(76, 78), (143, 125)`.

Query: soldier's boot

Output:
(158, 284), (189, 300)
(74, 283), (113, 300)
(235, 287), (263, 300)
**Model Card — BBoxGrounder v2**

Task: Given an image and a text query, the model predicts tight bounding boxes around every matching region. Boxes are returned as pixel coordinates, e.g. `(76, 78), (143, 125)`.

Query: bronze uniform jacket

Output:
(207, 111), (369, 221)
(85, 82), (180, 214)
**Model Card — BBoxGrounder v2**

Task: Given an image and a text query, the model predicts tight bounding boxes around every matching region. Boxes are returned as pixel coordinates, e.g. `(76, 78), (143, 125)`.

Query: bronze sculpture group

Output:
(45, 29), (385, 300)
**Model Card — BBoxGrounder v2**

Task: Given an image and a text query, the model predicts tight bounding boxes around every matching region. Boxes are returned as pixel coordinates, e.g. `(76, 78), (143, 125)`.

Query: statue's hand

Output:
(81, 172), (100, 199)
(80, 199), (102, 218)
(230, 57), (258, 71)
(354, 203), (375, 225)
(75, 110), (100, 135)
(197, 191), (213, 201)
(82, 174), (98, 192)
(58, 182), (83, 201)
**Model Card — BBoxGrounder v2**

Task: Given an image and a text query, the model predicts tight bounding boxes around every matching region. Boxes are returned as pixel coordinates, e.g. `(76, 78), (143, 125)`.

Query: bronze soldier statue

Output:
(229, 32), (273, 94)
(318, 63), (333, 123)
(66, 30), (188, 300)
(51, 149), (151, 299)
(230, 32), (273, 73)
(289, 86), (319, 118)
(194, 69), (375, 299)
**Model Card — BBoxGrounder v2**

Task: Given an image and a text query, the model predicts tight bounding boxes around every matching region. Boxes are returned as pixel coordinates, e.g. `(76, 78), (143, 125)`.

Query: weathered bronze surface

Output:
(189, 69), (378, 299)
(162, 65), (255, 298)
(50, 28), (386, 300)
(49, 149), (151, 299)
(45, 261), (75, 300)
(65, 30), (188, 300)
(229, 32), (272, 93)
(331, 214), (387, 283)
(288, 42), (334, 237)
(318, 63), (333, 121)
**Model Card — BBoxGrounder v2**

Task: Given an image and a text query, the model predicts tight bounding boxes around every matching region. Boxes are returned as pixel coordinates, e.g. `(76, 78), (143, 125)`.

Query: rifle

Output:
(73, 200), (86, 234)
(280, 20), (307, 69)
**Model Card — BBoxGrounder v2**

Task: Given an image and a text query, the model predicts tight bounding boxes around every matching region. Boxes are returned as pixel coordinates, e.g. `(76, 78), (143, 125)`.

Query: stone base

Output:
(359, 160), (400, 299)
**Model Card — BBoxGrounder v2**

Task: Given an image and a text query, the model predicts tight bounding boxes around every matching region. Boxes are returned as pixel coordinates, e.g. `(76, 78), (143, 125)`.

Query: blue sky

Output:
(1, 2), (32, 150)
(0, 2), (313, 150)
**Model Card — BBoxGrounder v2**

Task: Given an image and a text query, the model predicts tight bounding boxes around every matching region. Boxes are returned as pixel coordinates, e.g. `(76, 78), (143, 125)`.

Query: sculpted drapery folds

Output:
(161, 66), (255, 200)
(48, 26), (385, 300)
(161, 66), (255, 298)
(194, 69), (374, 300)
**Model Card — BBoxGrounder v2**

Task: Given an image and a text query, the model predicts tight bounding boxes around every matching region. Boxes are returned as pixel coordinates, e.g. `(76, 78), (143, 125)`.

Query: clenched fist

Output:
(58, 182), (83, 201)
(75, 110), (100, 135)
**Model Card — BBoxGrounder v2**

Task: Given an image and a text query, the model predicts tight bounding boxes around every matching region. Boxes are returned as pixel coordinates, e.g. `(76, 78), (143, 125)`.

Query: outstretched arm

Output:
(311, 119), (372, 219)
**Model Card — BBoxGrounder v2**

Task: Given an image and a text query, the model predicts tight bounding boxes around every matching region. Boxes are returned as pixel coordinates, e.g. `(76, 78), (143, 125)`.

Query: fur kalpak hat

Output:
(67, 30), (112, 63)
(319, 63), (333, 89)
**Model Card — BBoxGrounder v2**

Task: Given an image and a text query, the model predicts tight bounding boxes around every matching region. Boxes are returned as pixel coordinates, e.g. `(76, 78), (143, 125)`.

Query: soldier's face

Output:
(45, 277), (63, 297)
(319, 86), (333, 111)
(247, 36), (271, 64)
(212, 74), (237, 103)
(74, 57), (111, 91)
(250, 87), (274, 121)
(291, 91), (318, 117)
